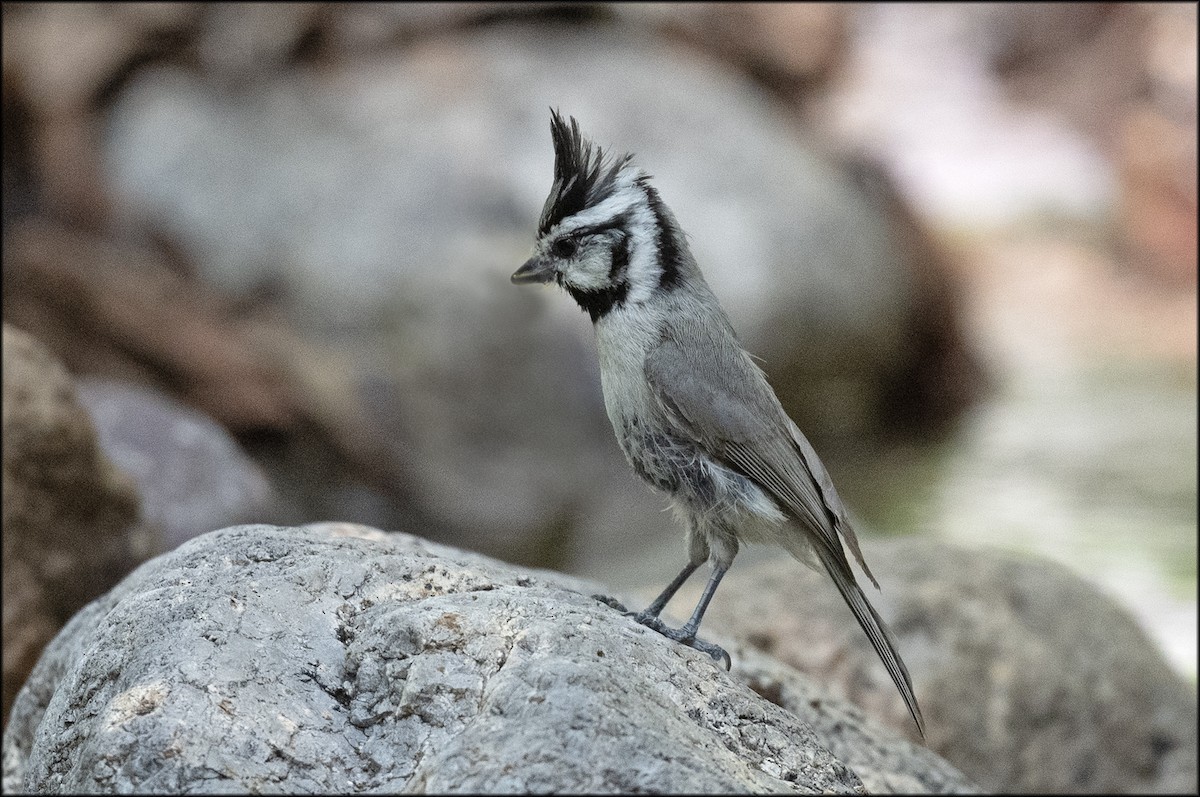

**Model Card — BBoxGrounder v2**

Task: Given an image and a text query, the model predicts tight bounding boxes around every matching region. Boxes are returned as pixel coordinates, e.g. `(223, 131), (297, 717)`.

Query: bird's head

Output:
(512, 110), (688, 322)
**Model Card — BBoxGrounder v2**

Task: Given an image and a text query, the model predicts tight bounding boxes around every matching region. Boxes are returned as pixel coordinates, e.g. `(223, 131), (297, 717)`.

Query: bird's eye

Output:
(551, 237), (578, 258)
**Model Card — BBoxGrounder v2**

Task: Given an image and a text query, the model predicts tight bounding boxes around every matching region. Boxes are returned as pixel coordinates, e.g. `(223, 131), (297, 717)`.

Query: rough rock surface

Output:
(0, 324), (149, 727)
(2, 524), (977, 794)
(686, 538), (1199, 794)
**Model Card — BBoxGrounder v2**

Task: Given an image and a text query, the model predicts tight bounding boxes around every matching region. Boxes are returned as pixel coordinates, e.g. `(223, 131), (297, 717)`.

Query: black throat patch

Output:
(563, 281), (629, 323)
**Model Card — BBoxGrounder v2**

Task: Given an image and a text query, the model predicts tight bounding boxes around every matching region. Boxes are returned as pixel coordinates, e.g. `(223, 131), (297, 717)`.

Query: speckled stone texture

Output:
(1, 523), (975, 794)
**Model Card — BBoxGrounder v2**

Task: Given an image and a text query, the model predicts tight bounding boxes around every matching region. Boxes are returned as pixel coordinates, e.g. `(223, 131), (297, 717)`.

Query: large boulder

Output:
(2, 523), (976, 794)
(685, 539), (1199, 794)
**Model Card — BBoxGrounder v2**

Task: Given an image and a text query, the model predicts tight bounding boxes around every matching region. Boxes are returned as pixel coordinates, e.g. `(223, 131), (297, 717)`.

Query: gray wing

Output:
(644, 319), (927, 737)
(643, 319), (876, 586)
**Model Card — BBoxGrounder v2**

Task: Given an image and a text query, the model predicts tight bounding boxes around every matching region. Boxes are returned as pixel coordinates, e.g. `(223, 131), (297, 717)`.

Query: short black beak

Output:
(511, 256), (555, 285)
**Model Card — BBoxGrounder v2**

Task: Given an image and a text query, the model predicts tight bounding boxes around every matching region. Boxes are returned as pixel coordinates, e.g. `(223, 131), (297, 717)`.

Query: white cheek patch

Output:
(567, 249), (614, 291)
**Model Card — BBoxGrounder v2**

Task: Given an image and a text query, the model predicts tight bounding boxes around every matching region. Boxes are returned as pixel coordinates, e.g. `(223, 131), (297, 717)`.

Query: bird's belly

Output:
(616, 417), (785, 530)
(616, 418), (706, 498)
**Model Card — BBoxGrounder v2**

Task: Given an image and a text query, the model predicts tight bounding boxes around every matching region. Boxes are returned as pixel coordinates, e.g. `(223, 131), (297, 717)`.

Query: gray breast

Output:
(618, 416), (719, 504)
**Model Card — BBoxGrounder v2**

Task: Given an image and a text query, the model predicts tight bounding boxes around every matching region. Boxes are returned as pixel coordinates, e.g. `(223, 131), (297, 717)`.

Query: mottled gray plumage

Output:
(512, 110), (925, 738)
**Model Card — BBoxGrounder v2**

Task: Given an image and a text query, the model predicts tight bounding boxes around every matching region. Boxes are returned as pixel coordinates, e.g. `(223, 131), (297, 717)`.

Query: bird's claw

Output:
(624, 608), (658, 625)
(590, 593), (629, 613)
(679, 636), (731, 671)
(592, 596), (731, 671)
(626, 613), (731, 670)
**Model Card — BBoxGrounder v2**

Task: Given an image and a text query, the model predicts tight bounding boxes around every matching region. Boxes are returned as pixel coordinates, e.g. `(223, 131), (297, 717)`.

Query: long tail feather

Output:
(815, 547), (926, 738)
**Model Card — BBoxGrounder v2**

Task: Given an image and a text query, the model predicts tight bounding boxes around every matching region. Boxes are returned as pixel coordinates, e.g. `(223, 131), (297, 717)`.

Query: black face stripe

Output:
(640, 182), (682, 291)
(563, 280), (629, 323)
(571, 233), (632, 323)
(607, 232), (630, 283)
(545, 216), (627, 255)
(569, 214), (630, 238)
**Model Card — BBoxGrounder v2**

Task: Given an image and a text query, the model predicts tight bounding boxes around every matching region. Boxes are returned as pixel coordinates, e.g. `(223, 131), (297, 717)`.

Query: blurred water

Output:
(808, 2), (1198, 680)
(843, 354), (1198, 681)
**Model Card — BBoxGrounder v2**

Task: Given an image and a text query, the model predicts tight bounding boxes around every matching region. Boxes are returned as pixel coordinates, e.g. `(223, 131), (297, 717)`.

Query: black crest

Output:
(538, 110), (633, 236)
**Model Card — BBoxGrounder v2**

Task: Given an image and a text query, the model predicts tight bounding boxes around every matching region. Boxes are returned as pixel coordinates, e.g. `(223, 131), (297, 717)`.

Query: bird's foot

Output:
(590, 593), (629, 613)
(626, 612), (731, 671)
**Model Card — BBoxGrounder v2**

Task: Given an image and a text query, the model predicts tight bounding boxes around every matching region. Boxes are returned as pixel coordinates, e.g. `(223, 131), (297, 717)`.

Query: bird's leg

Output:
(591, 560), (698, 621)
(676, 563), (727, 641)
(626, 561), (700, 624)
(632, 563), (732, 670)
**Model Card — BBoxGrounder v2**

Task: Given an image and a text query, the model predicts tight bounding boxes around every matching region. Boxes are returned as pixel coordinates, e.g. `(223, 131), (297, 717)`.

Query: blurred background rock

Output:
(1, 0), (1194, 760)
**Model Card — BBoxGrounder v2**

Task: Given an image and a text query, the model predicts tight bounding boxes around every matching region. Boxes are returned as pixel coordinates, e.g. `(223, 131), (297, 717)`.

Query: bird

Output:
(511, 110), (925, 738)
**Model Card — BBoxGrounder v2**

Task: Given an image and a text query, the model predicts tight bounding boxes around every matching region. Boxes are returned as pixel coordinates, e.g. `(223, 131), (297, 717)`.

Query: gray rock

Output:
(731, 652), (977, 795)
(75, 377), (280, 551)
(687, 539), (1199, 794)
(2, 523), (977, 794)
